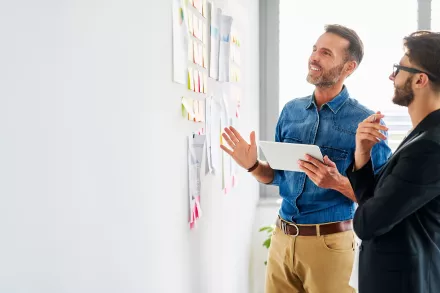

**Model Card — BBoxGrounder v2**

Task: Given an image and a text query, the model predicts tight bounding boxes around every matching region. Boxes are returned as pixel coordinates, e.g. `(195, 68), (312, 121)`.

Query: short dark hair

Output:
(404, 31), (440, 91)
(324, 24), (364, 65)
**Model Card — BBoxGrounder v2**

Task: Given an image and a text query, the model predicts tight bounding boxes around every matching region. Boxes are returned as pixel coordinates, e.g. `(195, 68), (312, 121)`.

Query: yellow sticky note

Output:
(182, 97), (195, 120)
(202, 0), (207, 17)
(188, 68), (194, 91)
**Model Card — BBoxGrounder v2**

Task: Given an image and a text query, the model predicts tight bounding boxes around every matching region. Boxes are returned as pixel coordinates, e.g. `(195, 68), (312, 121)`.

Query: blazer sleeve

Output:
(350, 139), (440, 240)
(346, 159), (376, 205)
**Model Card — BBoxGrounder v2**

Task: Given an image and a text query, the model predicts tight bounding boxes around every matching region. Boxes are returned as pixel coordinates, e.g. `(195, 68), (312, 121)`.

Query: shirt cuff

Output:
(269, 169), (283, 186)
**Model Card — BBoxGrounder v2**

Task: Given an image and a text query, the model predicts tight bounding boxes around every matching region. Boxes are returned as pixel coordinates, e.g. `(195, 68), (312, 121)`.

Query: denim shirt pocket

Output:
(320, 146), (349, 174)
(282, 137), (302, 144)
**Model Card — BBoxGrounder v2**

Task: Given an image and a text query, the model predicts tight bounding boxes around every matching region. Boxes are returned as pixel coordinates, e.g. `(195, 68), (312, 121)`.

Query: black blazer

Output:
(346, 109), (440, 293)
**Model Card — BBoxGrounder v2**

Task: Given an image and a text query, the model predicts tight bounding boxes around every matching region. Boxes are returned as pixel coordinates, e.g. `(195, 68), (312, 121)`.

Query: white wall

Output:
(250, 201), (280, 293)
(0, 0), (260, 292)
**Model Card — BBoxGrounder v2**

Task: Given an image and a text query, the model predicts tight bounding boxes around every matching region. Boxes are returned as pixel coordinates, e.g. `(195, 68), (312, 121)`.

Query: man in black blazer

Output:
(346, 31), (440, 293)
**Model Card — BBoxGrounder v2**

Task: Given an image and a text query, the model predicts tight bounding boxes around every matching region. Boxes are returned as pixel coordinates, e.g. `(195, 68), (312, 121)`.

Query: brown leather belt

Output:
(276, 217), (353, 236)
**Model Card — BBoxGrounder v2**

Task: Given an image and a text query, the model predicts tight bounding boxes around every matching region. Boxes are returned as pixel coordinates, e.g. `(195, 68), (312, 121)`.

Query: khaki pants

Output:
(265, 225), (355, 293)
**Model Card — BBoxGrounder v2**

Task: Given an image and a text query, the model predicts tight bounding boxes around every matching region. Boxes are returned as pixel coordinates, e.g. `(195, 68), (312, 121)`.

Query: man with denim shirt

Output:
(221, 24), (392, 292)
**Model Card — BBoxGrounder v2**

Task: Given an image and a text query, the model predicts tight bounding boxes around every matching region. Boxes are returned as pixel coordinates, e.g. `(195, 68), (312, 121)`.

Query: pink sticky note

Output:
(194, 203), (199, 218)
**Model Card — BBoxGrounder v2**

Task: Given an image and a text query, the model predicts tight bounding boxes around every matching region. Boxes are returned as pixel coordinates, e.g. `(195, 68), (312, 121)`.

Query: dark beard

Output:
(307, 63), (345, 88)
(393, 76), (414, 107)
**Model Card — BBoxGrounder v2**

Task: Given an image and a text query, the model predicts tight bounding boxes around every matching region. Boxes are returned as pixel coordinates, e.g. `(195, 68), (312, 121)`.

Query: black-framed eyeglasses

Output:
(393, 64), (438, 81)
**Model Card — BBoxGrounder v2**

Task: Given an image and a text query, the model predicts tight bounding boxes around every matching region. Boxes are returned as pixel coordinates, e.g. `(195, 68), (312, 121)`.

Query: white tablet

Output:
(259, 141), (324, 172)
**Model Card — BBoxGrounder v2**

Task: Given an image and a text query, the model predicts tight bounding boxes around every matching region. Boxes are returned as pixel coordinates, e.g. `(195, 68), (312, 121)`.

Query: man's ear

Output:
(345, 61), (357, 75)
(414, 74), (429, 88)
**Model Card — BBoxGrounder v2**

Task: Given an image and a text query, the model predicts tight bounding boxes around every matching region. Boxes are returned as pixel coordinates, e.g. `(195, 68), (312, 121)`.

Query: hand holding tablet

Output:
(259, 141), (324, 172)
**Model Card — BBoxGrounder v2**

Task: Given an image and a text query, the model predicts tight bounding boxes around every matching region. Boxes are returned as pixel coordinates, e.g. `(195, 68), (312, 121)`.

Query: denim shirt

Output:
(271, 86), (392, 224)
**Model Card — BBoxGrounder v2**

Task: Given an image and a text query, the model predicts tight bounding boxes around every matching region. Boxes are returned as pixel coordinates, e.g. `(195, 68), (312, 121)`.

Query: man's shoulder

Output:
(415, 128), (440, 150)
(282, 96), (312, 111)
(343, 97), (375, 118)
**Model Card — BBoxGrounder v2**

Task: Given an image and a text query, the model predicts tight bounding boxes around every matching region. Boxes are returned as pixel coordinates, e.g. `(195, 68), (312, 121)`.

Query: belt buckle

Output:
(281, 220), (299, 237)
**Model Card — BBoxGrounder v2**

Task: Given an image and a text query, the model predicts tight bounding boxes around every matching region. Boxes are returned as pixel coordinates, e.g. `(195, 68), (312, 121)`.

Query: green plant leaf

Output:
(259, 226), (272, 232)
(263, 238), (271, 249)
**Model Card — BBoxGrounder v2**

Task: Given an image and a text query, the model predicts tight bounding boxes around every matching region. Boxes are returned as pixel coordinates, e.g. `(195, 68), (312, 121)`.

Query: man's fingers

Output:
(229, 126), (245, 142)
(224, 128), (239, 143)
(304, 155), (325, 167)
(357, 123), (388, 136)
(364, 113), (385, 123)
(358, 133), (381, 143)
(324, 155), (336, 167)
(358, 129), (385, 140)
(220, 144), (233, 156)
(222, 133), (237, 148)
(300, 168), (319, 185)
(299, 160), (319, 174)
(359, 122), (388, 132)
(250, 131), (256, 147)
(357, 128), (387, 140)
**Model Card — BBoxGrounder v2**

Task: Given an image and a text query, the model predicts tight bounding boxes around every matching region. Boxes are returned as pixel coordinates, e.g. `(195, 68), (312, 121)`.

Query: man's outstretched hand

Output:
(220, 126), (258, 170)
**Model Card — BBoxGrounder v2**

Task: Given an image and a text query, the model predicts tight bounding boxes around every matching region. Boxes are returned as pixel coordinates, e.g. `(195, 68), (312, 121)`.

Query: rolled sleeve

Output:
(270, 169), (283, 186)
(371, 120), (392, 174)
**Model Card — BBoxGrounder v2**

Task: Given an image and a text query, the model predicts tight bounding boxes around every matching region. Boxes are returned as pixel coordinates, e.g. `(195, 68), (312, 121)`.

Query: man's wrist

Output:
(247, 160), (259, 172)
(354, 150), (371, 171)
(355, 149), (371, 158)
(335, 175), (349, 193)
(335, 176), (357, 202)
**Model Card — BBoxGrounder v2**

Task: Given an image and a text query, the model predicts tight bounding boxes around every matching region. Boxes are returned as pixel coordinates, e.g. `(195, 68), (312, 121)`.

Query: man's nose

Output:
(310, 52), (320, 63)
